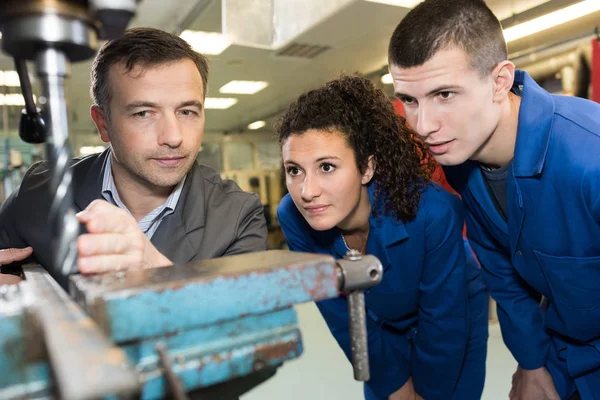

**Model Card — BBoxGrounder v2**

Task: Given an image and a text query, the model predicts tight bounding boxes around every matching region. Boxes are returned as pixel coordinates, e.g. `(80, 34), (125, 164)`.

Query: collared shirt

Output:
(101, 152), (186, 239)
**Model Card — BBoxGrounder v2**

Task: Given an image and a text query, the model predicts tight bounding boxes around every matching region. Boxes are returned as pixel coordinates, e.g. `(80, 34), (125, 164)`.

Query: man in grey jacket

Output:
(0, 27), (267, 288)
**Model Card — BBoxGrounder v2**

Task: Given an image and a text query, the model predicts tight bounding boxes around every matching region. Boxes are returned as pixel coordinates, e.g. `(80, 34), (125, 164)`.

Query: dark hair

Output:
(91, 27), (209, 119)
(275, 74), (435, 222)
(388, 0), (507, 76)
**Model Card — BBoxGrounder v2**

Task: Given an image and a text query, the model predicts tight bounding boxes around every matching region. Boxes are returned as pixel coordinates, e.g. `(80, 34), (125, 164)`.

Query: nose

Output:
(414, 104), (440, 140)
(158, 114), (183, 148)
(301, 173), (321, 202)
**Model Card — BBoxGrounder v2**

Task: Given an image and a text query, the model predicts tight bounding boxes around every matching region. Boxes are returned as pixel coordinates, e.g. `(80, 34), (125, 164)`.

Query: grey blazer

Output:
(0, 150), (268, 288)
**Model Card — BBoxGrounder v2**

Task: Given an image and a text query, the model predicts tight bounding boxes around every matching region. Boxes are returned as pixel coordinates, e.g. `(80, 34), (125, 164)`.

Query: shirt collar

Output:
(512, 69), (554, 178)
(101, 149), (187, 214)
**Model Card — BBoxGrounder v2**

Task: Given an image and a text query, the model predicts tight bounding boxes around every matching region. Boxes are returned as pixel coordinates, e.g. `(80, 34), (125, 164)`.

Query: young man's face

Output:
(97, 59), (205, 190)
(390, 47), (501, 166)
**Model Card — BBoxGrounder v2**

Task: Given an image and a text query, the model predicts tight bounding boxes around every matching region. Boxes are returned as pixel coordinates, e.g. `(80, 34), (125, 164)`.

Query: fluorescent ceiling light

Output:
(364, 0), (421, 7)
(381, 73), (393, 84)
(503, 0), (600, 43)
(247, 120), (266, 130)
(219, 80), (269, 95)
(180, 30), (232, 55)
(0, 93), (36, 106)
(204, 97), (238, 109)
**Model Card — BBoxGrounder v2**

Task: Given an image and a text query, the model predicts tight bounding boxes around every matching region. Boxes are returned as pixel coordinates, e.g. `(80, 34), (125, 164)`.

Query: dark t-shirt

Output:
(480, 160), (512, 221)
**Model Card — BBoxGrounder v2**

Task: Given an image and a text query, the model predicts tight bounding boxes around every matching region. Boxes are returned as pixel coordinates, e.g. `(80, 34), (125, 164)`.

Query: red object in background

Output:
(392, 99), (466, 236)
(392, 98), (406, 117)
(592, 38), (600, 103)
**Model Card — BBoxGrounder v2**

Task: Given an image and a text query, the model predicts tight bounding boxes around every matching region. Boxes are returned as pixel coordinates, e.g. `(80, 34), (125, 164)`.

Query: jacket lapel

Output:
(151, 162), (206, 263)
(368, 184), (409, 272)
(73, 149), (109, 212)
(506, 171), (525, 255)
(507, 70), (554, 253)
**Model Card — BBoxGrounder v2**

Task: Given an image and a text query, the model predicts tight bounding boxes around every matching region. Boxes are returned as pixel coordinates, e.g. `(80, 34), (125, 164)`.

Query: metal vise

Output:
(0, 250), (382, 399)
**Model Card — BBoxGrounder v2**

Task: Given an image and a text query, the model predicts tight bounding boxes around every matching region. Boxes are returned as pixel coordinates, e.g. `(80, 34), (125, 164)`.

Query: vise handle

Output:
(336, 250), (383, 382)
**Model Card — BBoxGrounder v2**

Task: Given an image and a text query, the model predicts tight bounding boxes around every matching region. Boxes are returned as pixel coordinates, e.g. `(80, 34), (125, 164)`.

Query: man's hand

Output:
(0, 247), (33, 285)
(76, 200), (172, 274)
(389, 377), (423, 400)
(509, 366), (560, 400)
(0, 247), (33, 265)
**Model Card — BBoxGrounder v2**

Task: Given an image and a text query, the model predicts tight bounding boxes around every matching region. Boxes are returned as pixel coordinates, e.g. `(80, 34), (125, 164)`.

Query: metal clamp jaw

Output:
(336, 250), (383, 381)
(0, 250), (384, 398)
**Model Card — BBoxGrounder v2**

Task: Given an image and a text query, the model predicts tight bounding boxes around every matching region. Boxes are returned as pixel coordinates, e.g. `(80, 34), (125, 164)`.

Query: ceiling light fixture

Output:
(219, 80), (269, 95)
(247, 120), (266, 130)
(364, 0), (421, 7)
(180, 30), (232, 55)
(504, 0), (600, 43)
(365, 0), (600, 44)
(204, 97), (238, 109)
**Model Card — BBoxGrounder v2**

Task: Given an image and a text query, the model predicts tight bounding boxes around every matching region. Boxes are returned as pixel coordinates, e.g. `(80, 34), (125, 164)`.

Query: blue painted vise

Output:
(0, 250), (382, 399)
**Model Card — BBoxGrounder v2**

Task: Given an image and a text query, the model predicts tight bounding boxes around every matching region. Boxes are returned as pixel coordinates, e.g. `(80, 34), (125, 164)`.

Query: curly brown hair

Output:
(275, 74), (436, 222)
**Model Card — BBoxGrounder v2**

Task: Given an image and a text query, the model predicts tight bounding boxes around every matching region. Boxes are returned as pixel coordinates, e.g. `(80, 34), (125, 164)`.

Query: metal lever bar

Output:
(15, 58), (46, 144)
(336, 250), (383, 382)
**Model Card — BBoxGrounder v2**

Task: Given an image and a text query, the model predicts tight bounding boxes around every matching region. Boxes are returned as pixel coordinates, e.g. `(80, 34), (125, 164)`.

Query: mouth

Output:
(303, 205), (330, 215)
(426, 139), (455, 155)
(152, 156), (187, 167)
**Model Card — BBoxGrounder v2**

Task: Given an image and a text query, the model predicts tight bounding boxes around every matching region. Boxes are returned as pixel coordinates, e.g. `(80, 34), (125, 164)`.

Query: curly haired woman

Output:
(276, 75), (489, 400)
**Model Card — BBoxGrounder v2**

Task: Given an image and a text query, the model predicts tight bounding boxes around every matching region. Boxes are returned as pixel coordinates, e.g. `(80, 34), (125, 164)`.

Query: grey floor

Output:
(242, 303), (517, 400)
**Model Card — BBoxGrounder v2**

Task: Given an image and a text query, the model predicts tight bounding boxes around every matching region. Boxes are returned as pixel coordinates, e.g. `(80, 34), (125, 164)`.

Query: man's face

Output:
(101, 59), (205, 189)
(390, 47), (500, 166)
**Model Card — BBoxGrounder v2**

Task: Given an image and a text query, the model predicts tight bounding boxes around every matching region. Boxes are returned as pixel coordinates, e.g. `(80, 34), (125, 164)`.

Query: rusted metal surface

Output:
(0, 276), (53, 398)
(70, 251), (339, 343)
(21, 266), (140, 400)
(156, 343), (189, 400)
(0, 252), (385, 397)
(253, 339), (300, 370)
(126, 308), (302, 399)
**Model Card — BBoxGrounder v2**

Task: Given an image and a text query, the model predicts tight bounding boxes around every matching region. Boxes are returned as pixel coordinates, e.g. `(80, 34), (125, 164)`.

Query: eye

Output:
(438, 91), (455, 100)
(133, 110), (151, 118)
(398, 96), (416, 105)
(320, 163), (336, 173)
(179, 109), (199, 117)
(286, 166), (301, 177)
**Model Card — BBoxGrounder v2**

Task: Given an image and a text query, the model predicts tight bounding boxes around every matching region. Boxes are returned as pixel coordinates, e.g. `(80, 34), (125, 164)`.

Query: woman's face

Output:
(281, 129), (373, 231)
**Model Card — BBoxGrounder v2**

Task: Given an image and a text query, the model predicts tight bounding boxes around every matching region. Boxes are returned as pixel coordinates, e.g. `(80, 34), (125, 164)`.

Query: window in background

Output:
(256, 141), (281, 170)
(226, 142), (254, 170)
(197, 142), (223, 172)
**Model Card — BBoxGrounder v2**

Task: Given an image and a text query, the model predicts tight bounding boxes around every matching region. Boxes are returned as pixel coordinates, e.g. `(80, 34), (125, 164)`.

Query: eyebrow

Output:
(395, 85), (462, 99)
(283, 156), (341, 165)
(316, 156), (341, 162)
(178, 100), (204, 110)
(124, 100), (204, 111)
(124, 101), (157, 111)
